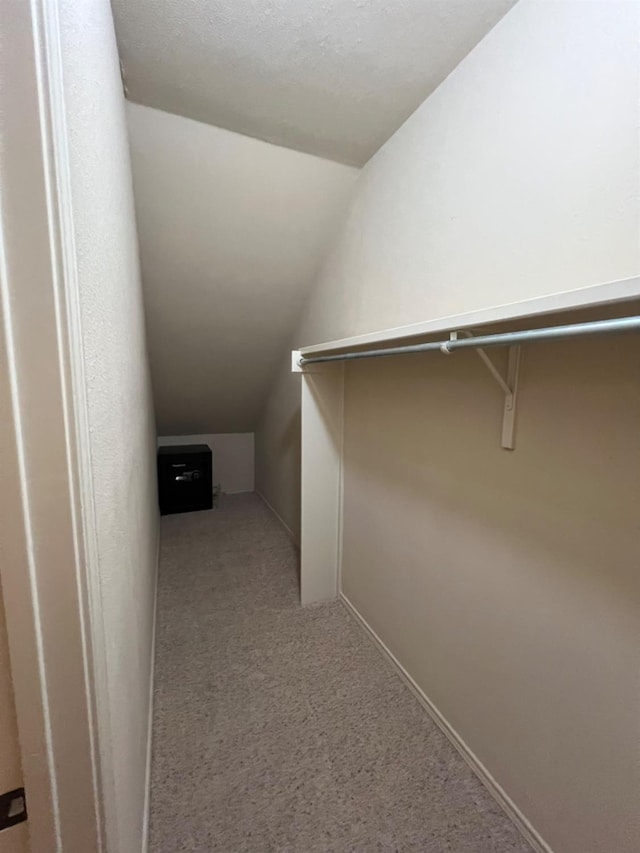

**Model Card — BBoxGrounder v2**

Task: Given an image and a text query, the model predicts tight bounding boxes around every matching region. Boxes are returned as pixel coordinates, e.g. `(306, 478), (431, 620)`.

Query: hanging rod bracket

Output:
(501, 346), (521, 449)
(295, 314), (640, 450)
(439, 331), (457, 355)
(452, 331), (520, 449)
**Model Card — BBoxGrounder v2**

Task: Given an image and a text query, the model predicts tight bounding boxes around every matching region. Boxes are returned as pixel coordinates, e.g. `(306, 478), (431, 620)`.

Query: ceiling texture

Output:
(112, 0), (516, 435)
(112, 0), (516, 167)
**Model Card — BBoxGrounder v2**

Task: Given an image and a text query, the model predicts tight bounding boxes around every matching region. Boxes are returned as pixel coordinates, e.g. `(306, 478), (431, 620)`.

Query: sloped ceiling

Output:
(116, 1), (517, 437)
(113, 0), (516, 167)
(127, 103), (357, 434)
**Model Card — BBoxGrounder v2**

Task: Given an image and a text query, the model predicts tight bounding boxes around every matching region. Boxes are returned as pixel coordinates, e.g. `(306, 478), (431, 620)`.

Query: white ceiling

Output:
(112, 0), (516, 166)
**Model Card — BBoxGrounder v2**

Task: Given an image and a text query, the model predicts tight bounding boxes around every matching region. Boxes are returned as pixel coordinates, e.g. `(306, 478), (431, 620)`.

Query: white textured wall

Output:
(341, 325), (640, 853)
(298, 0), (639, 344)
(256, 2), (640, 851)
(127, 103), (358, 435)
(258, 0), (640, 536)
(59, 2), (159, 852)
(256, 349), (303, 542)
(0, 580), (27, 853)
(158, 434), (255, 493)
(0, 296), (26, 853)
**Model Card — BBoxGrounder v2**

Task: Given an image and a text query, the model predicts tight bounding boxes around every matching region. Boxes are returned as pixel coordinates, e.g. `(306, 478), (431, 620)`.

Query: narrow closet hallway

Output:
(149, 495), (532, 853)
(3, 2), (636, 853)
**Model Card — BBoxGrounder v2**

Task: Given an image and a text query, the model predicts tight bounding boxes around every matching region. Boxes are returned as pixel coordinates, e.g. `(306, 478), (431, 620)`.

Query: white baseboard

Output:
(256, 490), (300, 547)
(141, 530), (160, 853)
(339, 592), (553, 853)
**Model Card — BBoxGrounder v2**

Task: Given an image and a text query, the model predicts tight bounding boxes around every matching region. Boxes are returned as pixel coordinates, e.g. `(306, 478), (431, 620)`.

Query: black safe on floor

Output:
(157, 444), (213, 515)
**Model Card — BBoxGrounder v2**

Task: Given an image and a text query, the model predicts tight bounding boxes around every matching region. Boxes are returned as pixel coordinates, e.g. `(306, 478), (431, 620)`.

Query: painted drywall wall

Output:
(256, 2), (640, 851)
(0, 249), (26, 853)
(59, 2), (159, 852)
(341, 324), (640, 853)
(112, 0), (515, 165)
(256, 350), (303, 542)
(0, 580), (28, 853)
(158, 434), (255, 493)
(299, 0), (639, 343)
(127, 102), (358, 435)
(257, 0), (640, 536)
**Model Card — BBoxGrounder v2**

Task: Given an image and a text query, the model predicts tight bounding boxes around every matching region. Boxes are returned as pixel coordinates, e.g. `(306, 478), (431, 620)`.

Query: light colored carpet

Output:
(149, 493), (533, 853)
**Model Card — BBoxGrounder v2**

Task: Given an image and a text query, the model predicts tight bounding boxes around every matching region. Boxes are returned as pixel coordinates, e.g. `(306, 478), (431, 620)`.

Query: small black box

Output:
(157, 445), (213, 516)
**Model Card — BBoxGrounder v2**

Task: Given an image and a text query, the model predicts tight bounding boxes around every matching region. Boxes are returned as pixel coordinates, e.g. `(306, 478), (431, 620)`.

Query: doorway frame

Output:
(0, 1), (107, 850)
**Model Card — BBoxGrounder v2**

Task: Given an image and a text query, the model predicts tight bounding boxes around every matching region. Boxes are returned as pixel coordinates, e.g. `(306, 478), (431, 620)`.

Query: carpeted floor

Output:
(149, 493), (533, 853)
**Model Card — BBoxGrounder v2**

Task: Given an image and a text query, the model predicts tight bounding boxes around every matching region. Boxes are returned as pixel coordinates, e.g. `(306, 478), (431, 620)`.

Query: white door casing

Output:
(0, 1), (107, 850)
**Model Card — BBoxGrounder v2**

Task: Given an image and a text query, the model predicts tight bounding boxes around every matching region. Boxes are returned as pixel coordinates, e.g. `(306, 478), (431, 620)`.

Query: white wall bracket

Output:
(498, 345), (521, 450)
(295, 334), (522, 449)
(291, 350), (304, 373)
(443, 332), (521, 450)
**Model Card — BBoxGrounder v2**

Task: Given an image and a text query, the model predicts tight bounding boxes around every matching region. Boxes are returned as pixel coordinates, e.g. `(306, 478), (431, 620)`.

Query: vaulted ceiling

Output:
(113, 0), (517, 435)
(112, 0), (516, 167)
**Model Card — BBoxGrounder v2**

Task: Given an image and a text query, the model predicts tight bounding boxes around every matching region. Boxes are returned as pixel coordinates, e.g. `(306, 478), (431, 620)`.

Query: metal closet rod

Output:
(298, 315), (640, 366)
